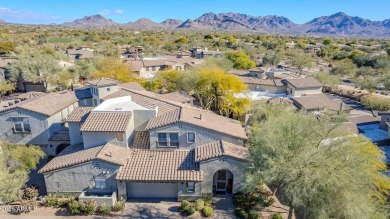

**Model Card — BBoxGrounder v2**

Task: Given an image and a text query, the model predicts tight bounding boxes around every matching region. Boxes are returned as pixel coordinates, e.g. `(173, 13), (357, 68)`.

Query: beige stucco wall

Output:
(287, 85), (322, 97)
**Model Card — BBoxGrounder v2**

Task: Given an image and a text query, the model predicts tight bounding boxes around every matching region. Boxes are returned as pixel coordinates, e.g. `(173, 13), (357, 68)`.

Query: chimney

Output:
(199, 114), (203, 121)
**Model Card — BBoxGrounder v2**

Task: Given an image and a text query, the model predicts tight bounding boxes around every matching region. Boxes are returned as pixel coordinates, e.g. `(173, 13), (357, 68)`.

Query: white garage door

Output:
(127, 182), (178, 198)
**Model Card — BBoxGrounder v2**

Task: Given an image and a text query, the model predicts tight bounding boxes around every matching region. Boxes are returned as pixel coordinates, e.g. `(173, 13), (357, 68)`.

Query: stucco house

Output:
(39, 79), (250, 202)
(291, 93), (352, 114)
(0, 91), (78, 155)
(284, 78), (323, 97)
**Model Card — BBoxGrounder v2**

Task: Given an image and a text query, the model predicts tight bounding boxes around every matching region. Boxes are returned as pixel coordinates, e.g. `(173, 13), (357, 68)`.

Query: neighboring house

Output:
(121, 46), (144, 60)
(284, 78), (323, 97)
(39, 79), (249, 202)
(239, 76), (287, 96)
(87, 78), (120, 106)
(191, 46), (222, 59)
(128, 56), (198, 78)
(291, 93), (351, 114)
(285, 41), (296, 49)
(0, 91), (78, 155)
(66, 46), (94, 61)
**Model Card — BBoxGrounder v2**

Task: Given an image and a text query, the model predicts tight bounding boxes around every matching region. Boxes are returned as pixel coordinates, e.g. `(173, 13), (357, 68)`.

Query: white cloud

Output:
(114, 9), (124, 15)
(99, 10), (110, 15)
(0, 7), (61, 24)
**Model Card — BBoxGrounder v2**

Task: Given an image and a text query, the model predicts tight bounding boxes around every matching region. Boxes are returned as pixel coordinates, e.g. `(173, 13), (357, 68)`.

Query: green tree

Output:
(9, 54), (61, 92)
(323, 38), (332, 45)
(330, 60), (357, 77)
(0, 142), (45, 203)
(155, 69), (180, 92)
(287, 51), (313, 74)
(262, 53), (281, 66)
(0, 81), (14, 97)
(92, 57), (140, 83)
(246, 102), (390, 219)
(225, 51), (256, 70)
(312, 71), (340, 90)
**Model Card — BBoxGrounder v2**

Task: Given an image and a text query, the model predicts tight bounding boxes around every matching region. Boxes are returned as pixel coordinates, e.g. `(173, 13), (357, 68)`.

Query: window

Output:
(94, 177), (106, 189)
(152, 66), (156, 71)
(170, 133), (179, 147)
(255, 86), (260, 91)
(187, 182), (195, 193)
(157, 133), (179, 147)
(107, 87), (110, 91)
(187, 132), (195, 143)
(117, 132), (124, 141)
(12, 117), (30, 133)
(94, 99), (97, 106)
(158, 133), (167, 146)
(146, 67), (150, 71)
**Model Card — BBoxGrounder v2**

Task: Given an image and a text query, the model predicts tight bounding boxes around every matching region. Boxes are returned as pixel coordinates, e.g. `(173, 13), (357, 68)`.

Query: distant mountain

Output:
(62, 14), (118, 27)
(301, 12), (389, 37)
(57, 12), (390, 37)
(160, 19), (183, 28)
(127, 18), (164, 29)
(0, 19), (7, 24)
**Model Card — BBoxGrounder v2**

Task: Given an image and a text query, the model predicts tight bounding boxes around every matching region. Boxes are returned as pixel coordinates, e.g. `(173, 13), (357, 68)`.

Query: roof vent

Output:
(114, 107), (123, 111)
(199, 114), (203, 121)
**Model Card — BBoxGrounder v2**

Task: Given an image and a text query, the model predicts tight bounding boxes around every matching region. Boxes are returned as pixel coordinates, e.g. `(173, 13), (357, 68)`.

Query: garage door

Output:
(127, 182), (178, 198)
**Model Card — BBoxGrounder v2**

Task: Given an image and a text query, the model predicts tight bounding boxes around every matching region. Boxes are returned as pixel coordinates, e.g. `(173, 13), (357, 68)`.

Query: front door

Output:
(216, 170), (227, 192)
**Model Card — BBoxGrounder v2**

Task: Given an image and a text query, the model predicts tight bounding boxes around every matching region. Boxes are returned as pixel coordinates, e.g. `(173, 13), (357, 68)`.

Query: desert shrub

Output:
(202, 206), (214, 217)
(271, 213), (283, 219)
(44, 194), (59, 207)
(248, 209), (259, 219)
(81, 199), (97, 215)
(233, 187), (271, 209)
(68, 200), (82, 215)
(113, 201), (125, 212)
(361, 95), (390, 111)
(181, 200), (190, 211)
(187, 206), (196, 215)
(195, 199), (205, 211)
(202, 194), (213, 206)
(235, 208), (248, 218)
(98, 203), (112, 215)
(21, 186), (38, 201)
(264, 197), (275, 207)
(58, 196), (75, 207)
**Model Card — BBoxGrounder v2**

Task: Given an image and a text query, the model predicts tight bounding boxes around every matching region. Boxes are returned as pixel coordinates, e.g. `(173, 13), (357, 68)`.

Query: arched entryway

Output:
(56, 143), (70, 155)
(213, 170), (233, 194)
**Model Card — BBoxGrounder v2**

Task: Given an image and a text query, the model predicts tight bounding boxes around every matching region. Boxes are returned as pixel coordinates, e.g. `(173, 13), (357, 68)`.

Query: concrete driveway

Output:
(122, 198), (182, 219)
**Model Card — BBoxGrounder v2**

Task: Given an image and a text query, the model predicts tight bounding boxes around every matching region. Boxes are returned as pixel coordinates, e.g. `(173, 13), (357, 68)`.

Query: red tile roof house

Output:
(38, 78), (250, 204)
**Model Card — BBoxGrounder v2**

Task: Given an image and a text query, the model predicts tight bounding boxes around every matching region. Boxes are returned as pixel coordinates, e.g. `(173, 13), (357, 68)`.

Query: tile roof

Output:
(118, 82), (146, 91)
(227, 69), (250, 75)
(75, 88), (92, 99)
(80, 112), (132, 132)
(348, 115), (379, 125)
(285, 78), (323, 89)
(0, 91), (78, 116)
(332, 122), (359, 135)
(103, 89), (181, 116)
(66, 107), (94, 123)
(39, 144), (130, 173)
(130, 131), (150, 149)
(267, 97), (293, 105)
(87, 78), (119, 87)
(292, 93), (351, 111)
(48, 131), (70, 141)
(116, 149), (202, 182)
(195, 141), (250, 162)
(160, 92), (195, 104)
(16, 92), (45, 100)
(146, 107), (248, 139)
(239, 76), (285, 86)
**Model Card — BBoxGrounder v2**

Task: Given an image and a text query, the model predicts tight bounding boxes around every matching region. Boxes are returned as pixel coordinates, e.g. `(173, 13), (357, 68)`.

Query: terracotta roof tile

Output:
(348, 115), (379, 125)
(39, 144), (130, 173)
(116, 149), (202, 182)
(130, 131), (150, 149)
(80, 112), (132, 132)
(66, 107), (94, 122)
(2, 91), (78, 116)
(16, 92), (45, 100)
(239, 76), (284, 86)
(285, 78), (323, 89)
(87, 78), (119, 87)
(160, 92), (195, 104)
(118, 82), (145, 91)
(48, 131), (70, 141)
(195, 141), (250, 162)
(292, 93), (351, 111)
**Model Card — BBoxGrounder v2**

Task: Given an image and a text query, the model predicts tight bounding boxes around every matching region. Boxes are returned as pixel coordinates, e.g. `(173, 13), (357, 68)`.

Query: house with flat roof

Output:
(39, 79), (249, 202)
(284, 78), (323, 97)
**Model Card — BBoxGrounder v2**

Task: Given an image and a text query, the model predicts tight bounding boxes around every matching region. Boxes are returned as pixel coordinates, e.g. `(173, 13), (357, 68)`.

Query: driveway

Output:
(122, 196), (236, 219)
(122, 198), (181, 219)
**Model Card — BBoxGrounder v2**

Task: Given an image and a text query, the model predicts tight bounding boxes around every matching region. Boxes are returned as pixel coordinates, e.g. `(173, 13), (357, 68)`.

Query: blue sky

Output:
(0, 0), (389, 24)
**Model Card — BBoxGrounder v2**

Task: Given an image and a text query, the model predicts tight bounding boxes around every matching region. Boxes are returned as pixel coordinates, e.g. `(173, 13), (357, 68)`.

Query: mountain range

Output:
(1, 12), (390, 37)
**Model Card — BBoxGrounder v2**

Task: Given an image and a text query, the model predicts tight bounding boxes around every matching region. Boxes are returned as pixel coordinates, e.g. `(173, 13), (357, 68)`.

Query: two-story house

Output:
(39, 80), (249, 202)
(0, 91), (78, 155)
